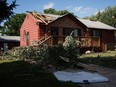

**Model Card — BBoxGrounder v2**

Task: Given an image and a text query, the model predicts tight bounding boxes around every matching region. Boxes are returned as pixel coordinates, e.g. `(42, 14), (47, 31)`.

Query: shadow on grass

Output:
(80, 56), (116, 69)
(0, 60), (81, 87)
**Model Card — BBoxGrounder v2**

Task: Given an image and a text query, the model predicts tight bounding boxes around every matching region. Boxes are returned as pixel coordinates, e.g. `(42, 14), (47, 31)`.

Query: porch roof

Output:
(78, 19), (116, 30)
(0, 36), (20, 42)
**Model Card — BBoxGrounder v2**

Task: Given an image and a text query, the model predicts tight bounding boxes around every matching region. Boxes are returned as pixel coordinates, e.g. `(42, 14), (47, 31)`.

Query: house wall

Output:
(47, 16), (83, 36)
(0, 42), (20, 53)
(20, 13), (40, 46)
(48, 16), (83, 30)
(45, 16), (85, 44)
(102, 30), (115, 43)
(102, 30), (115, 50)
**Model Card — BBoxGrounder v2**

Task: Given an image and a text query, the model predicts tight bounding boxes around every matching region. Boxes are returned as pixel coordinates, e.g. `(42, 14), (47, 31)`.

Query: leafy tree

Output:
(44, 8), (69, 15)
(84, 6), (116, 27)
(0, 0), (17, 24)
(1, 13), (26, 36)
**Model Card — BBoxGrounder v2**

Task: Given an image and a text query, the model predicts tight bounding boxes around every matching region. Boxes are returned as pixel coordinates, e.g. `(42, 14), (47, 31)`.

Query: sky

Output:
(7, 0), (116, 18)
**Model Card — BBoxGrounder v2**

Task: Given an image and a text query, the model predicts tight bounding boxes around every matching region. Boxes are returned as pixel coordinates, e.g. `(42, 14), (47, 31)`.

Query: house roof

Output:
(30, 12), (116, 30)
(30, 12), (61, 24)
(78, 19), (116, 30)
(0, 36), (20, 42)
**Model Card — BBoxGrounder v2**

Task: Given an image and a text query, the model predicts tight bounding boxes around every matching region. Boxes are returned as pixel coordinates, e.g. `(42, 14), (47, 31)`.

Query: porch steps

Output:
(37, 36), (52, 45)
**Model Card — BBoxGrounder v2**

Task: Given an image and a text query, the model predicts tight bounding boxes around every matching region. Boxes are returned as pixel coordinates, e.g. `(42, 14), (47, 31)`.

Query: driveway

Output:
(80, 64), (116, 87)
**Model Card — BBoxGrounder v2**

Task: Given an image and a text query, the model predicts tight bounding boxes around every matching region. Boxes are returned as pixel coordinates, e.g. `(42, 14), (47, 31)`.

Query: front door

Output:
(50, 27), (59, 45)
(50, 27), (58, 36)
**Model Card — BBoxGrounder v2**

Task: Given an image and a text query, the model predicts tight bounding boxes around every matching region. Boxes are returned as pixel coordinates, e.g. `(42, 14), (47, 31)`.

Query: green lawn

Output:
(80, 51), (116, 69)
(0, 60), (81, 87)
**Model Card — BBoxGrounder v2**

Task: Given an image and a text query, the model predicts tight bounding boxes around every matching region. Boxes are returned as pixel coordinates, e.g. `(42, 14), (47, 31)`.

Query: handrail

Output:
(39, 36), (52, 45)
(37, 36), (45, 43)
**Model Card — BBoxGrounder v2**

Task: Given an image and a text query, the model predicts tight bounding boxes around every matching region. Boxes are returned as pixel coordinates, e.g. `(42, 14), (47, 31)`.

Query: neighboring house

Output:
(0, 36), (20, 52)
(20, 12), (116, 52)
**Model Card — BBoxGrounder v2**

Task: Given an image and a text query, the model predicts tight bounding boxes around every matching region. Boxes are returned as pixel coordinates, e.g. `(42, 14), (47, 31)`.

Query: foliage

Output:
(10, 44), (48, 61)
(8, 36), (79, 67)
(47, 44), (65, 66)
(63, 36), (79, 63)
(0, 13), (26, 36)
(84, 6), (116, 27)
(44, 8), (70, 15)
(63, 36), (77, 50)
(0, 0), (17, 24)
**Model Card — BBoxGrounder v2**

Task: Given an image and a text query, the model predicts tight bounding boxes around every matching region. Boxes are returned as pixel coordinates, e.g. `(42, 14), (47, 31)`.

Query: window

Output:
(3, 43), (8, 52)
(63, 28), (81, 36)
(93, 30), (99, 37)
(23, 30), (26, 42)
(74, 29), (81, 37)
(50, 27), (58, 36)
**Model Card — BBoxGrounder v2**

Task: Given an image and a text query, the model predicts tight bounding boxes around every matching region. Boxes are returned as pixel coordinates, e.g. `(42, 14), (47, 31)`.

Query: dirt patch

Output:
(80, 64), (116, 87)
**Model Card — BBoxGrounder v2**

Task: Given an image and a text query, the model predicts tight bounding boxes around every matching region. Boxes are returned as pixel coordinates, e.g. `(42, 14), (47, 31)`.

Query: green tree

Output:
(44, 8), (69, 15)
(0, 0), (17, 24)
(84, 6), (116, 27)
(1, 13), (26, 36)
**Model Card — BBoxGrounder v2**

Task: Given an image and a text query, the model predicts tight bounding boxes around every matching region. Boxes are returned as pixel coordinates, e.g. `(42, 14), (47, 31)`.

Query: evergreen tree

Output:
(0, 0), (17, 24)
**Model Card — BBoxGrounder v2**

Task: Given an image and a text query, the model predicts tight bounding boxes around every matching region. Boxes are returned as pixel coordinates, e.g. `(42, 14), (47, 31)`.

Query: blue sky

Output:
(8, 0), (116, 18)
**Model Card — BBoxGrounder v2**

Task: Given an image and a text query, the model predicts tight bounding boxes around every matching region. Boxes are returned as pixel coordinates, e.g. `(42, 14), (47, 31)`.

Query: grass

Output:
(80, 51), (116, 58)
(1, 50), (116, 87)
(0, 60), (81, 87)
(80, 51), (116, 69)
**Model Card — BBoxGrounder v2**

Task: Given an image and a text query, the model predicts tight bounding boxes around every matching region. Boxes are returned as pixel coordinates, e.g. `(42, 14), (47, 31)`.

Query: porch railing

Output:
(52, 36), (100, 47)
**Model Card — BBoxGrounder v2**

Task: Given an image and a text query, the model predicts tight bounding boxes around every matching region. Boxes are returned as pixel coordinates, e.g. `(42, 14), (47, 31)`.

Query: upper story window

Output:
(93, 30), (99, 37)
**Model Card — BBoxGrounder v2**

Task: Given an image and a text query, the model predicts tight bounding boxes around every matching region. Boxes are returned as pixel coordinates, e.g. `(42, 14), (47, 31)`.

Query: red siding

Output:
(102, 30), (115, 43)
(20, 13), (41, 46)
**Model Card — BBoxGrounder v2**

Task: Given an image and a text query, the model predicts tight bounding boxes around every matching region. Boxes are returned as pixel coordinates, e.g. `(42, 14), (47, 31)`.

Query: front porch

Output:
(40, 35), (107, 51)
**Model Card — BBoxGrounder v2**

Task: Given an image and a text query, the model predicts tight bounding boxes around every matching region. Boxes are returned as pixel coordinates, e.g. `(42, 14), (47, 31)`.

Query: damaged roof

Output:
(30, 12), (61, 25)
(30, 12), (116, 30)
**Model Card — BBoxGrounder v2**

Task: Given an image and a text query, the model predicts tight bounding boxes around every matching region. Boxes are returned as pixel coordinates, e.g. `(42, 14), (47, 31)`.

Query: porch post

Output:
(58, 27), (64, 43)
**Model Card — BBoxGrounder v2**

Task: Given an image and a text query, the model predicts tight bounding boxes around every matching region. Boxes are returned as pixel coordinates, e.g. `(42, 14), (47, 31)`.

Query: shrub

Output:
(9, 36), (79, 68)
(63, 36), (79, 63)
(10, 44), (48, 62)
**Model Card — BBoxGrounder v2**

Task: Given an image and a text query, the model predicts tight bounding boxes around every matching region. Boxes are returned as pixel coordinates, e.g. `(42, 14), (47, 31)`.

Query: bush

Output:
(63, 36), (79, 63)
(10, 44), (48, 62)
(9, 36), (79, 68)
(46, 44), (65, 66)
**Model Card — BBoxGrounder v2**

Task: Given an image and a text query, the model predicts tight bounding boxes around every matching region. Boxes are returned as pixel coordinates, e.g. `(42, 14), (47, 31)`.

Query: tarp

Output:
(54, 71), (109, 83)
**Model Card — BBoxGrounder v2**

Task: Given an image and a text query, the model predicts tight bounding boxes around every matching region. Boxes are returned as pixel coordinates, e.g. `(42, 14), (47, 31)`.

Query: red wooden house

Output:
(20, 12), (116, 52)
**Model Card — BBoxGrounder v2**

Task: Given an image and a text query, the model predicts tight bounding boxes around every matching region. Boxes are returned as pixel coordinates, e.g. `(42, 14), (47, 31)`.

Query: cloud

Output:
(73, 6), (98, 15)
(44, 2), (54, 9)
(74, 6), (83, 12)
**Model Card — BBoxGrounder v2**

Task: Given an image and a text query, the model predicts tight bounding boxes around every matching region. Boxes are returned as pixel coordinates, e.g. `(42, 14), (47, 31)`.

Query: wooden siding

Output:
(20, 13), (40, 46)
(48, 16), (83, 29)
